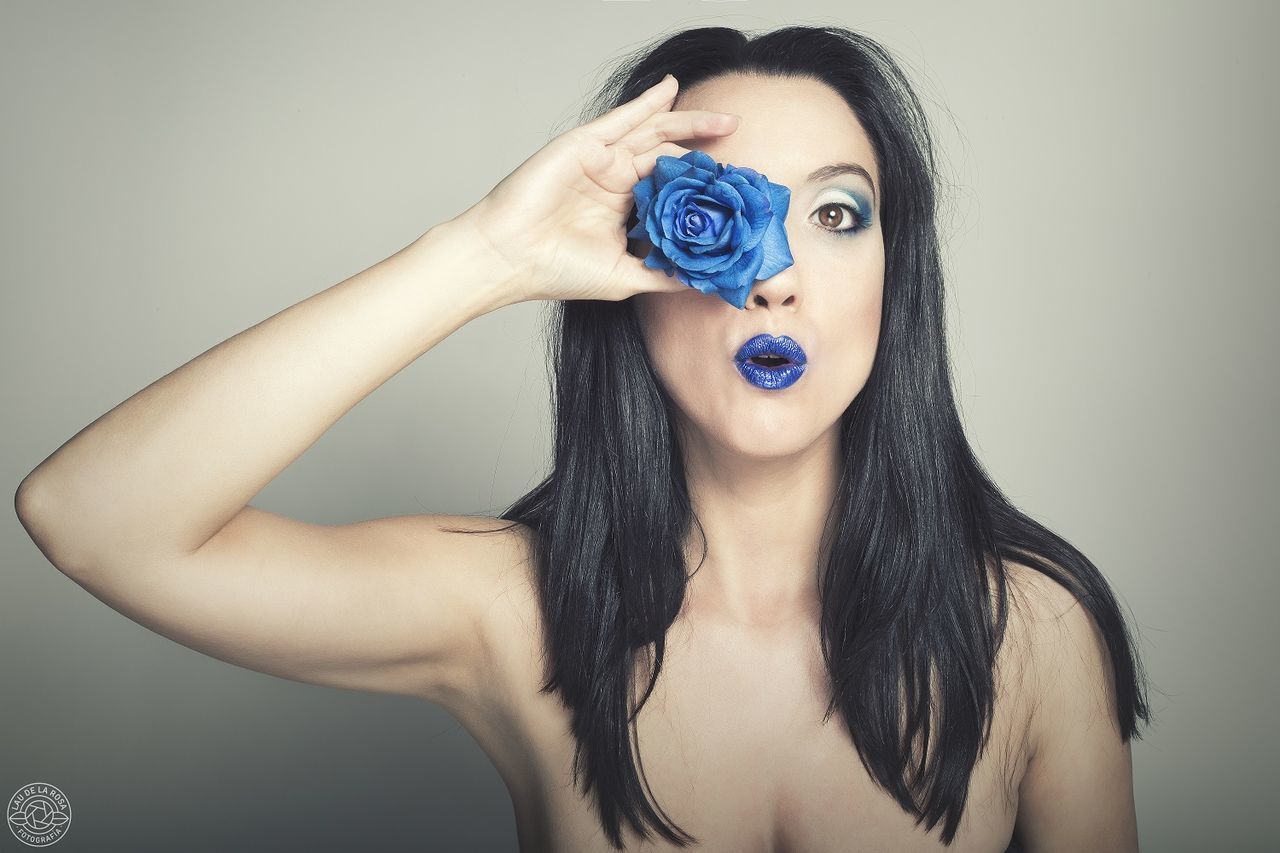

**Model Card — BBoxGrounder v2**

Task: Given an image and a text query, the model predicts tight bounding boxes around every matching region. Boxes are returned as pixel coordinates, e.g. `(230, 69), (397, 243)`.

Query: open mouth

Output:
(747, 354), (794, 368)
(734, 333), (807, 366)
(734, 333), (807, 390)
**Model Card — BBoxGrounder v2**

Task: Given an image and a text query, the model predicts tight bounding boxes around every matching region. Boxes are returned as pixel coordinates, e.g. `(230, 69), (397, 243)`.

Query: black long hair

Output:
(445, 24), (1152, 849)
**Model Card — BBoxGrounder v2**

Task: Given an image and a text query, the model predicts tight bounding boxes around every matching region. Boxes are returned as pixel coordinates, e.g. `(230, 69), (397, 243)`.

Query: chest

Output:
(475, 607), (1027, 853)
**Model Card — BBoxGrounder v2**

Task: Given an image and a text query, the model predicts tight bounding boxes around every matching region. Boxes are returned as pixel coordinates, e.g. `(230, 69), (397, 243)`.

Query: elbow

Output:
(14, 474), (93, 578)
(15, 475), (59, 563)
(15, 472), (46, 522)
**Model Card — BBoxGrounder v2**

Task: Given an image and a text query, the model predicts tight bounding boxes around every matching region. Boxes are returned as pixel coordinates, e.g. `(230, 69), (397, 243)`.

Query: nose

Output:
(744, 261), (800, 311)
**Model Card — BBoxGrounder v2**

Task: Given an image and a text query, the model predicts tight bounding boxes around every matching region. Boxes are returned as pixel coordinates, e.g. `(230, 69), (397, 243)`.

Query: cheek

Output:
(839, 248), (884, 334)
(860, 280), (883, 336)
(839, 281), (884, 384)
(633, 292), (719, 398)
(813, 272), (883, 399)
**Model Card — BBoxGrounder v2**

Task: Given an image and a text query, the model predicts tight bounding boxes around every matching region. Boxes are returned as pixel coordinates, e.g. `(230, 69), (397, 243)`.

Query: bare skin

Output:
(461, 529), (1042, 852)
(15, 72), (1137, 851)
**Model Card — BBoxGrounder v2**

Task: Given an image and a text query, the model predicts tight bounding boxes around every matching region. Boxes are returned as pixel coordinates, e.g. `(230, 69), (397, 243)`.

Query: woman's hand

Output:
(451, 75), (741, 304)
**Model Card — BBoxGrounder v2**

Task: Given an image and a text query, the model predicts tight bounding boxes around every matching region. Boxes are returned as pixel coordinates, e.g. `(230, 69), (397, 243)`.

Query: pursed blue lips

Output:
(733, 333), (808, 390)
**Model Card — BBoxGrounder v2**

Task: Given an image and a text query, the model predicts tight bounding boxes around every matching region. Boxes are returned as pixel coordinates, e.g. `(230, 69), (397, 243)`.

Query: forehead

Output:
(671, 73), (879, 195)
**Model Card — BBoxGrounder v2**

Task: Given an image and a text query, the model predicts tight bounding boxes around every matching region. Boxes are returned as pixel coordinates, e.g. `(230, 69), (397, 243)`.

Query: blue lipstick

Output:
(734, 333), (808, 390)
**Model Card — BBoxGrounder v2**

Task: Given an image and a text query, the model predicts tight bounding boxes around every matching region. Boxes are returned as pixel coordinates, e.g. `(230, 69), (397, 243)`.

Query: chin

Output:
(712, 419), (820, 461)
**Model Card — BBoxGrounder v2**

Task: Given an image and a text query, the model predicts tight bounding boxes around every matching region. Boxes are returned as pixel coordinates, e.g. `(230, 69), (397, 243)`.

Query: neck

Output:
(676, 419), (841, 628)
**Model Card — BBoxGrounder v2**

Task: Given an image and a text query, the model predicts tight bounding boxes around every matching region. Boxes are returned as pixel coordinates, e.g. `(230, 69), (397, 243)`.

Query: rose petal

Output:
(766, 180), (792, 221)
(755, 215), (795, 280)
(628, 150), (796, 309)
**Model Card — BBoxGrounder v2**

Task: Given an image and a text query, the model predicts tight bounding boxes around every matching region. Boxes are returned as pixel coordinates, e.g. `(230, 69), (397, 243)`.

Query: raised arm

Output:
(13, 216), (526, 707)
(13, 72), (739, 712)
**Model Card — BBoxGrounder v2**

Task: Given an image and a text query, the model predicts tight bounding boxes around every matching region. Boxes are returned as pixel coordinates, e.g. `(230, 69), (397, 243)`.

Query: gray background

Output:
(3, 1), (1275, 850)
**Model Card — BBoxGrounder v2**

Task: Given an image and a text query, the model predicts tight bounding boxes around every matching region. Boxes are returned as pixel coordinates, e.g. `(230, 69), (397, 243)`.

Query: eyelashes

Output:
(811, 201), (873, 238)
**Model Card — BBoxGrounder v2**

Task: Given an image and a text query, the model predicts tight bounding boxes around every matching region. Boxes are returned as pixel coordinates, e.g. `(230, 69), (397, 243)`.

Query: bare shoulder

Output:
(408, 514), (540, 707)
(998, 559), (1114, 675)
(994, 564), (1139, 849)
(989, 558), (1092, 650)
(993, 558), (1124, 759)
(455, 515), (544, 680)
(468, 517), (548, 705)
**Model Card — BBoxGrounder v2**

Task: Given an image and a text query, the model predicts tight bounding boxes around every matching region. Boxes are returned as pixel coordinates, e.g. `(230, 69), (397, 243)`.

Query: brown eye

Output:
(817, 203), (852, 229)
(812, 202), (870, 237)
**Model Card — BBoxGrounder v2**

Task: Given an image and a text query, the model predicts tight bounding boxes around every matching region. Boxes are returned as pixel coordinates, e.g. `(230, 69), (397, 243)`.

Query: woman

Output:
(15, 24), (1150, 853)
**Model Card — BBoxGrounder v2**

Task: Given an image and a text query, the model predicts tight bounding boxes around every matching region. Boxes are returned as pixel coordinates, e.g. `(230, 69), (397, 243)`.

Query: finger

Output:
(613, 110), (740, 157)
(613, 252), (691, 297)
(579, 74), (679, 145)
(632, 141), (697, 179)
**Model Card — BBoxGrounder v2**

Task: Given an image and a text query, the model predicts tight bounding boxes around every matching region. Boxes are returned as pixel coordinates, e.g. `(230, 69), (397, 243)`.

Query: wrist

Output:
(413, 211), (526, 313)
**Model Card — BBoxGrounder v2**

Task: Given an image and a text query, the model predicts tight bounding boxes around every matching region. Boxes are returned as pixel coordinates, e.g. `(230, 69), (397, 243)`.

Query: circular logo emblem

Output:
(6, 782), (72, 847)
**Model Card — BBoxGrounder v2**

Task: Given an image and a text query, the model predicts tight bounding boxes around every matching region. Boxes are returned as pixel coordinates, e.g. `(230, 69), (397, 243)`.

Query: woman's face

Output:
(631, 73), (885, 461)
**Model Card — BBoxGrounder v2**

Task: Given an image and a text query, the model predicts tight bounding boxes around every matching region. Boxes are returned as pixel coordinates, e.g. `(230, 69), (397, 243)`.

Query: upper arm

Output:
(48, 504), (533, 710)
(1011, 571), (1138, 852)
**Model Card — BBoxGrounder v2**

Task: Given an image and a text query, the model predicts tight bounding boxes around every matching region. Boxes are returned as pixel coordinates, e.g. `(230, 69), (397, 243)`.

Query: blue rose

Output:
(627, 150), (794, 310)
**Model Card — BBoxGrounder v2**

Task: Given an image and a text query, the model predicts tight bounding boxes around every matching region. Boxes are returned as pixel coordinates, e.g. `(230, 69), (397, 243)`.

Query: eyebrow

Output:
(805, 162), (877, 204)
